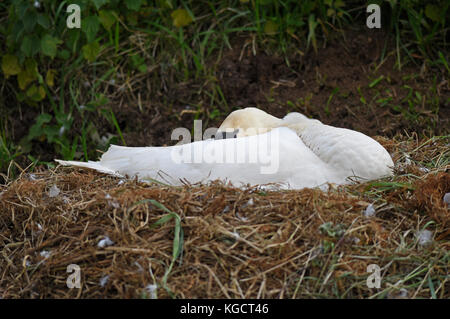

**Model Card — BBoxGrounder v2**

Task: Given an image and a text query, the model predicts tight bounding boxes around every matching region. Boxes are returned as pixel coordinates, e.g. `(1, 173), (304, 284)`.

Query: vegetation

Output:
(0, 0), (448, 176)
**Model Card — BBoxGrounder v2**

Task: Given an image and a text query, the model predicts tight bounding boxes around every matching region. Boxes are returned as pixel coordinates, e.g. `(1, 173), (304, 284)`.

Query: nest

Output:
(0, 135), (449, 299)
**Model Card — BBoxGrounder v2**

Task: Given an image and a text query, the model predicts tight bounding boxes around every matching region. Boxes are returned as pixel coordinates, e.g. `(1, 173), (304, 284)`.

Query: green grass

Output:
(132, 199), (184, 297)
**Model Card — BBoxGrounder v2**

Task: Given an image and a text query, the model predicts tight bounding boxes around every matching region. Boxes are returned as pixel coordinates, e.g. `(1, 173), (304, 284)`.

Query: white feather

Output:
(282, 113), (394, 181)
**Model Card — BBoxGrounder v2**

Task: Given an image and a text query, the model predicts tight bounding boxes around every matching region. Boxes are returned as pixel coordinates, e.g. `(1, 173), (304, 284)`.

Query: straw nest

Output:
(0, 135), (449, 299)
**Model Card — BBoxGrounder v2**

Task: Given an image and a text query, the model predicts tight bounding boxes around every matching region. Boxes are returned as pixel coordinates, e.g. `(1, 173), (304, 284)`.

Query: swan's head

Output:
(282, 112), (321, 125)
(216, 107), (282, 138)
(281, 112), (322, 134)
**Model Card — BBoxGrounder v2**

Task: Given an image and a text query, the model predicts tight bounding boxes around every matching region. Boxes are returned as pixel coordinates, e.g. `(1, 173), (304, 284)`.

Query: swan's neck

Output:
(217, 108), (282, 138)
(281, 119), (321, 136)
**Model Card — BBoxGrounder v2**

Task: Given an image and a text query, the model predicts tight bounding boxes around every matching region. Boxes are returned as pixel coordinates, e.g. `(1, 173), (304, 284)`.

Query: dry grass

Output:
(0, 135), (448, 299)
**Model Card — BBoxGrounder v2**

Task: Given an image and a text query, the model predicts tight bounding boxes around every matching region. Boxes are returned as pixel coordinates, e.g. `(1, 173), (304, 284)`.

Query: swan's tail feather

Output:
(55, 144), (165, 180)
(99, 145), (148, 172)
(55, 159), (123, 177)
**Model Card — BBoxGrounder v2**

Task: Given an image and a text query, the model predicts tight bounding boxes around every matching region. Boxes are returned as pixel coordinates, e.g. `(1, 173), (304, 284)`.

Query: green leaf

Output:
(428, 276), (436, 299)
(57, 49), (70, 60)
(171, 9), (193, 27)
(24, 58), (38, 75)
(425, 4), (441, 22)
(1, 54), (21, 77)
(82, 41), (101, 62)
(18, 68), (35, 90)
(264, 20), (278, 35)
(137, 64), (147, 73)
(124, 0), (142, 11)
(21, 34), (41, 57)
(46, 69), (56, 87)
(15, 1), (29, 19)
(12, 21), (25, 42)
(369, 75), (384, 88)
(31, 113), (52, 135)
(335, 0), (345, 8)
(21, 37), (33, 57)
(126, 12), (139, 26)
(89, 94), (110, 108)
(91, 0), (108, 10)
(43, 126), (59, 143)
(23, 9), (37, 32)
(37, 14), (50, 29)
(65, 29), (81, 54)
(81, 15), (100, 43)
(17, 59), (39, 90)
(99, 10), (116, 30)
(307, 14), (318, 53)
(26, 84), (46, 102)
(41, 34), (61, 59)
(130, 54), (143, 66)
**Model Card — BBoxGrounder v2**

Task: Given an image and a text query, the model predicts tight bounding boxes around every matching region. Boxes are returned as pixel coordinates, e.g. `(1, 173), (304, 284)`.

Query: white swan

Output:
(56, 108), (394, 189)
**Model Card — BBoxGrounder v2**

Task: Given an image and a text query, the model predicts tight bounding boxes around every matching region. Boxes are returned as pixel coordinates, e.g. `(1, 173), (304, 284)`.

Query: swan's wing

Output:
(183, 127), (332, 188)
(299, 124), (394, 180)
(56, 127), (332, 189)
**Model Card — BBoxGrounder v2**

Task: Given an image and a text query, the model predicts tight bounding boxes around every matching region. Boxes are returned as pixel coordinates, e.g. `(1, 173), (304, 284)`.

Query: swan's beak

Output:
(216, 127), (275, 138)
(214, 129), (239, 139)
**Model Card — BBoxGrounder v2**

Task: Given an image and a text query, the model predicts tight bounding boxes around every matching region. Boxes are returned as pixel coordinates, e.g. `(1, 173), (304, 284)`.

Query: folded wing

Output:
(56, 127), (334, 189)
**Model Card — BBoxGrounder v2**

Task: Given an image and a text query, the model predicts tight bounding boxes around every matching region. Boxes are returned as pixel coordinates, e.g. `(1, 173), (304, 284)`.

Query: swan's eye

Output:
(214, 131), (227, 140)
(215, 129), (239, 139)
